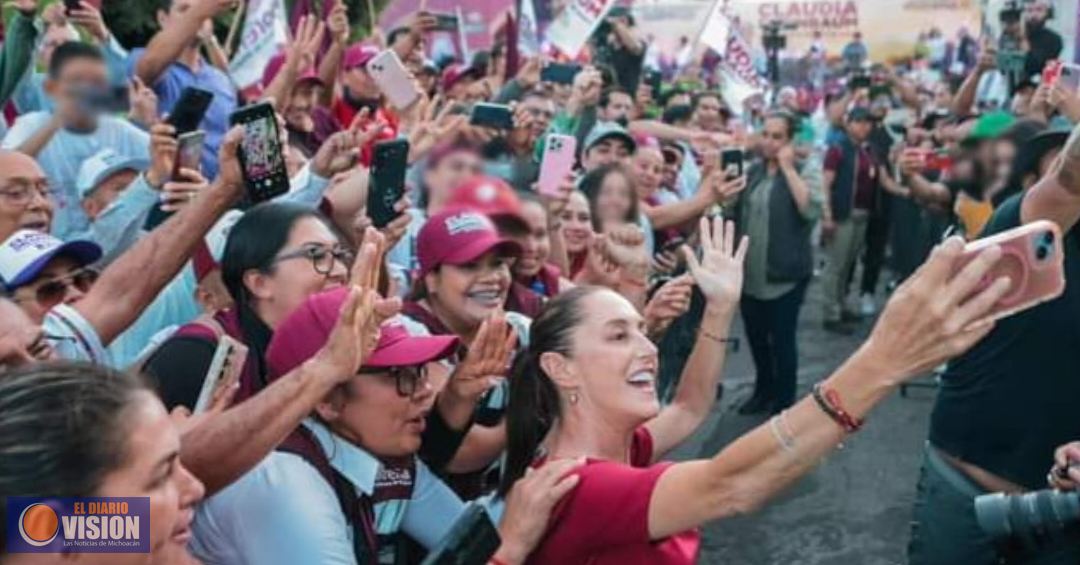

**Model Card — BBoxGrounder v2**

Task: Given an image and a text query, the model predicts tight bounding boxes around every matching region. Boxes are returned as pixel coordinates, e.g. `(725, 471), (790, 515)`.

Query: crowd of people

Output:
(0, 0), (1078, 563)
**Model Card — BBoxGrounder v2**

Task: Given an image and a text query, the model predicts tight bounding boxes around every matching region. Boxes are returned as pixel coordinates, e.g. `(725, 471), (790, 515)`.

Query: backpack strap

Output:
(277, 427), (380, 562)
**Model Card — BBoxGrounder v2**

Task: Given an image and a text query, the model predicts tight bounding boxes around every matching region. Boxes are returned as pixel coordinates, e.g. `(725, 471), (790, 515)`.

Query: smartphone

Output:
(431, 12), (459, 32)
(469, 103), (515, 130)
(369, 139), (409, 228)
(540, 62), (583, 85)
(645, 69), (663, 101)
(419, 502), (501, 565)
(193, 335), (247, 414)
(538, 134), (577, 197)
(924, 150), (953, 173)
(720, 148), (744, 178)
(173, 130), (205, 177)
(167, 87), (214, 135)
(1042, 60), (1063, 87)
(958, 220), (1065, 323)
(1060, 63), (1080, 92)
(63, 0), (80, 14)
(229, 102), (290, 203)
(366, 49), (420, 110)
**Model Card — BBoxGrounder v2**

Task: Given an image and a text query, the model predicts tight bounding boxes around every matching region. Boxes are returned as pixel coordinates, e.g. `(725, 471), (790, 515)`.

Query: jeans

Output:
(822, 210), (869, 321)
(908, 445), (1080, 565)
(739, 280), (809, 410)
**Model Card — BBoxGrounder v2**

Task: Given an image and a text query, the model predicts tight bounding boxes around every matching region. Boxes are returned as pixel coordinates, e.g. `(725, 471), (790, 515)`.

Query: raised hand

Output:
(216, 125), (246, 198)
(495, 458), (584, 564)
(145, 122), (179, 189)
(683, 217), (748, 308)
(160, 167), (209, 212)
(327, 0), (350, 45)
(603, 223), (648, 269)
(67, 1), (109, 42)
(446, 313), (517, 402)
(1049, 442), (1080, 491)
(289, 15), (326, 72)
(127, 76), (159, 129)
(644, 274), (694, 338)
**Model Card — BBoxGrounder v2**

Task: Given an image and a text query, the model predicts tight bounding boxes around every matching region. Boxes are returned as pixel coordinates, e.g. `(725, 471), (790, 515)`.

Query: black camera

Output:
(974, 490), (1080, 551)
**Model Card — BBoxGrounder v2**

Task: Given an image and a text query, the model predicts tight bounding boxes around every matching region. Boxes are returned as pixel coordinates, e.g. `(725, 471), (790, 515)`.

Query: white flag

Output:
(229, 0), (288, 89)
(718, 25), (768, 111)
(519, 0), (540, 55)
(697, 0), (730, 56)
(546, 0), (617, 58)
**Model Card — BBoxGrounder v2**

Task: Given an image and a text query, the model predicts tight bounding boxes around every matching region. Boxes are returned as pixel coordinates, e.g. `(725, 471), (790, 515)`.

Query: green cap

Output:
(965, 111), (1016, 143)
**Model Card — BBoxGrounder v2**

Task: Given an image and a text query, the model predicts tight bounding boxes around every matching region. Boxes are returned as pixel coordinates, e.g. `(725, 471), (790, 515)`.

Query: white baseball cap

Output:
(76, 149), (150, 199)
(0, 230), (101, 291)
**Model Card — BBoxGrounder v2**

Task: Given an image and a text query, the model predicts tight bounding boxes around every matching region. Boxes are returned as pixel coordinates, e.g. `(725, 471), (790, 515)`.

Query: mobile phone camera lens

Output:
(1042, 231), (1055, 245)
(1036, 244), (1049, 261)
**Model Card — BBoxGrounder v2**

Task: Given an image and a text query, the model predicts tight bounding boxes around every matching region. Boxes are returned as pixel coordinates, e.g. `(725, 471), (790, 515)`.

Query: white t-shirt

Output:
(2, 112), (150, 240)
(43, 303), (111, 366)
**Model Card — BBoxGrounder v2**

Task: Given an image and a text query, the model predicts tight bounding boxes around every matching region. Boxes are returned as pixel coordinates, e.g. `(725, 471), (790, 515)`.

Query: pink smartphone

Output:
(538, 134), (577, 197)
(957, 220), (1065, 323)
(1060, 62), (1080, 92)
(366, 50), (420, 110)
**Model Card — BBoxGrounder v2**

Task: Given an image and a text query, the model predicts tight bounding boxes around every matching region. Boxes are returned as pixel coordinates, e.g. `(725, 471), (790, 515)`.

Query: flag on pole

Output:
(717, 21), (768, 111)
(697, 0), (731, 57)
(519, 0), (540, 55)
(546, 0), (618, 58)
(229, 0), (289, 89)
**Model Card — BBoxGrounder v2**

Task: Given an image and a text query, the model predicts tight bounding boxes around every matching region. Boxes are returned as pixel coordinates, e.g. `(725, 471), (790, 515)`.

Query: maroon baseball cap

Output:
(440, 63), (481, 92)
(262, 52), (324, 89)
(266, 287), (459, 380)
(445, 176), (528, 232)
(416, 208), (522, 278)
(343, 44), (380, 71)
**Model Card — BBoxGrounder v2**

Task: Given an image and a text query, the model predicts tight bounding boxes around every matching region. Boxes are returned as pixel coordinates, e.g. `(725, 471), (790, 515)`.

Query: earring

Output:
(569, 391), (579, 405)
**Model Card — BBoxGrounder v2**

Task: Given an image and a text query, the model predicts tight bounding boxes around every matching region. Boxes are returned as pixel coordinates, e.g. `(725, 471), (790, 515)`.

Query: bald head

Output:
(0, 150), (47, 177)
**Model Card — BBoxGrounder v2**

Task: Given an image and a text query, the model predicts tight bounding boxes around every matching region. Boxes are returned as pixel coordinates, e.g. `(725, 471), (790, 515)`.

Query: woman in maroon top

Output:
(501, 218), (1013, 564)
(514, 196), (574, 299)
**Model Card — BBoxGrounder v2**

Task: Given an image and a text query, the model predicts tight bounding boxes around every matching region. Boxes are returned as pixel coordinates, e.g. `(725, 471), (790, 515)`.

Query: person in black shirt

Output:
(908, 122), (1080, 564)
(590, 6), (646, 94)
(1023, 0), (1063, 79)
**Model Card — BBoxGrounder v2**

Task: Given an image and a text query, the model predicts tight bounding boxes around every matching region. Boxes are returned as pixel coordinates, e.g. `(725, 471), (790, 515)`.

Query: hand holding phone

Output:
(173, 130), (205, 178)
(366, 50), (421, 110)
(469, 103), (515, 130)
(229, 102), (291, 203)
(369, 139), (410, 228)
(1059, 63), (1080, 92)
(167, 87), (214, 135)
(540, 63), (583, 85)
(538, 134), (577, 197)
(194, 335), (248, 414)
(720, 148), (744, 179)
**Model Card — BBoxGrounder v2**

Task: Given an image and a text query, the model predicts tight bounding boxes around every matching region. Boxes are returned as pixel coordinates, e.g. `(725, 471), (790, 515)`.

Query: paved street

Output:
(672, 274), (938, 565)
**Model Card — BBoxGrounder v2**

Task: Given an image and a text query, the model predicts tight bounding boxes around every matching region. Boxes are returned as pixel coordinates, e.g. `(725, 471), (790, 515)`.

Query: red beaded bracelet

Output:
(811, 383), (864, 433)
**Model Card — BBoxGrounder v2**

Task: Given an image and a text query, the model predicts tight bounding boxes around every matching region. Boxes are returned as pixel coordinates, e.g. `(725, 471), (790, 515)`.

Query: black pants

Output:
(861, 199), (892, 295)
(657, 285), (706, 403)
(739, 280), (809, 410)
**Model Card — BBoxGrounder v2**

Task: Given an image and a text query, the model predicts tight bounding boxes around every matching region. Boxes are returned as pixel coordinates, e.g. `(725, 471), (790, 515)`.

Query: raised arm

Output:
(262, 16), (324, 112)
(952, 42), (996, 116)
(0, 8), (40, 107)
(134, 0), (233, 86)
(317, 0), (349, 108)
(1024, 120), (1080, 232)
(642, 173), (744, 230)
(73, 127), (242, 346)
(644, 218), (746, 458)
(645, 237), (1010, 540)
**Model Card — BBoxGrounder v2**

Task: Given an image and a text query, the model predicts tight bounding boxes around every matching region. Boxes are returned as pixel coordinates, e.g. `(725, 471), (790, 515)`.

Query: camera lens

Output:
(1036, 245), (1049, 261)
(1043, 231), (1055, 246)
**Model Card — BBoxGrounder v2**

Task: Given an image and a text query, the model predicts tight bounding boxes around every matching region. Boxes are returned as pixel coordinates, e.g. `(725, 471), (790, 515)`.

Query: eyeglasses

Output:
(358, 364), (430, 398)
(0, 180), (54, 206)
(272, 245), (354, 276)
(15, 267), (98, 310)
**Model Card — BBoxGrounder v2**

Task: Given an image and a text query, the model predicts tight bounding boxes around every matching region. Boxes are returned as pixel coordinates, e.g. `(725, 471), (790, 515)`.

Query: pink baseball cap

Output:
(262, 52), (324, 89)
(266, 287), (459, 379)
(343, 44), (380, 71)
(440, 63), (481, 92)
(416, 208), (522, 278)
(445, 175), (528, 232)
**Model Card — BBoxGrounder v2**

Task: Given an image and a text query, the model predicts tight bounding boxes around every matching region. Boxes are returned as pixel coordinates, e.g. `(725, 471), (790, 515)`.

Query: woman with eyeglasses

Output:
(143, 201), (355, 411)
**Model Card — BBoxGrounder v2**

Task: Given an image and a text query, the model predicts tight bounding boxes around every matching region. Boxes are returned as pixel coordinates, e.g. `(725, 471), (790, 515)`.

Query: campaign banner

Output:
(698, 0), (733, 56)
(229, 0), (288, 89)
(546, 0), (619, 58)
(5, 497), (150, 554)
(719, 24), (768, 110)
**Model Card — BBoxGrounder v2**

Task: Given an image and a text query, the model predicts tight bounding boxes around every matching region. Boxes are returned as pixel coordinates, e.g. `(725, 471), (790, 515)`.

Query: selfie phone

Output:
(540, 62), (582, 85)
(538, 134), (577, 197)
(369, 139), (409, 228)
(1060, 63), (1080, 92)
(173, 130), (205, 177)
(431, 12), (460, 32)
(419, 502), (501, 565)
(167, 87), (214, 135)
(193, 335), (247, 414)
(366, 49), (420, 110)
(229, 102), (290, 203)
(469, 103), (515, 130)
(720, 148), (744, 179)
(958, 220), (1065, 323)
(645, 69), (663, 101)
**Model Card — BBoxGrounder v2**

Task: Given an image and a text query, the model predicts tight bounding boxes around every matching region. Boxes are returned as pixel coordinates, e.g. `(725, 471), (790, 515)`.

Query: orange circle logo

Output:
(19, 503), (59, 546)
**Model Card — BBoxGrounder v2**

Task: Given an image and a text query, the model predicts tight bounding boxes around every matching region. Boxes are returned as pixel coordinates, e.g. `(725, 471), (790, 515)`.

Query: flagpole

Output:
(224, 0), (246, 58)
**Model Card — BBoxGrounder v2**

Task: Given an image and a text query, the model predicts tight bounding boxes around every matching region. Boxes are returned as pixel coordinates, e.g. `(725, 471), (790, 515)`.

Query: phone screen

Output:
(721, 149), (744, 178)
(175, 132), (204, 175)
(1061, 64), (1080, 92)
(541, 63), (582, 85)
(470, 103), (514, 129)
(239, 114), (279, 181)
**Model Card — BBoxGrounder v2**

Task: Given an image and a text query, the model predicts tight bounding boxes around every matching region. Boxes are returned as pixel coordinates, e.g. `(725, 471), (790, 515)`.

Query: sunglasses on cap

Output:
(13, 267), (98, 310)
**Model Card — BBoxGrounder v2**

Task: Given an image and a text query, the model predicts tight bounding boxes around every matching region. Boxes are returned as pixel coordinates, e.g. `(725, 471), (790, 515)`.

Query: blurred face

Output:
(425, 252), (512, 330)
(45, 56), (110, 128)
(560, 290), (660, 427)
(82, 169), (138, 221)
(247, 217), (348, 328)
(520, 96), (555, 139)
(602, 92), (634, 123)
(760, 117), (791, 160)
(693, 95), (724, 131)
(595, 170), (635, 227)
(322, 366), (436, 458)
(285, 81), (322, 133)
(583, 138), (632, 172)
(1026, 3), (1049, 25)
(846, 119), (872, 142)
(633, 148), (664, 197)
(991, 140), (1017, 185)
(0, 299), (56, 369)
(39, 25), (78, 67)
(423, 151), (483, 210)
(662, 150), (682, 188)
(11, 256), (94, 324)
(95, 392), (204, 564)
(0, 153), (54, 240)
(514, 201), (551, 278)
(343, 67), (380, 99)
(559, 191), (592, 254)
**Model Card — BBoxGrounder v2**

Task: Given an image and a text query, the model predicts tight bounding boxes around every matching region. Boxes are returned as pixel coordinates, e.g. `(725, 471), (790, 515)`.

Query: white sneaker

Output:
(859, 294), (876, 317)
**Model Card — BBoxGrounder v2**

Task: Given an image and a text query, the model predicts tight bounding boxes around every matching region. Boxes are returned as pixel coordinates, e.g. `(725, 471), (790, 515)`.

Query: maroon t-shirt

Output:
(824, 143), (877, 211)
(527, 427), (700, 565)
